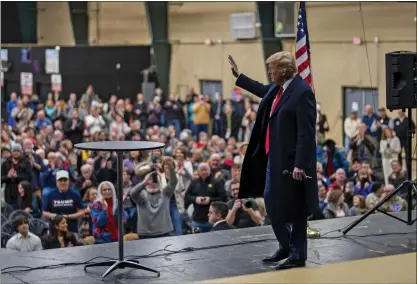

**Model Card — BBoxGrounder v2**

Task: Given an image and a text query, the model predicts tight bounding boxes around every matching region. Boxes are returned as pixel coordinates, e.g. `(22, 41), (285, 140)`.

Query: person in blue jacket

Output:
(90, 181), (127, 243)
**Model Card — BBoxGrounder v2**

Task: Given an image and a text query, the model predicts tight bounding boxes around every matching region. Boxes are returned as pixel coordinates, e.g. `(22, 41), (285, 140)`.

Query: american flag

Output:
(295, 1), (314, 93)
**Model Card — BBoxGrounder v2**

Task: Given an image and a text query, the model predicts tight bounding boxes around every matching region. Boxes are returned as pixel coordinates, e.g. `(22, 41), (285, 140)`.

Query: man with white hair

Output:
(229, 52), (317, 270)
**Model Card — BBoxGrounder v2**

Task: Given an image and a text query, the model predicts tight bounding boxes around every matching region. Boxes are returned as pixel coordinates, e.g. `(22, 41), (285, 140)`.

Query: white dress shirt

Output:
(6, 232), (43, 252)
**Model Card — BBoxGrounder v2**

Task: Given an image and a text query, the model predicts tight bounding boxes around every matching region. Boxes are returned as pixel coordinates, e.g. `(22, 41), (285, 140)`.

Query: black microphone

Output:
(282, 170), (312, 179)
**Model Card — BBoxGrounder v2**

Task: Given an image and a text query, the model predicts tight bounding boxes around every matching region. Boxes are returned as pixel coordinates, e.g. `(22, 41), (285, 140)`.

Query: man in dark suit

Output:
(208, 201), (235, 231)
(228, 52), (318, 270)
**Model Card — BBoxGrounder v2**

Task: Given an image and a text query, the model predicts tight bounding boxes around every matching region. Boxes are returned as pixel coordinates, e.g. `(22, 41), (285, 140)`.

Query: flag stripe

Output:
(296, 2), (314, 95)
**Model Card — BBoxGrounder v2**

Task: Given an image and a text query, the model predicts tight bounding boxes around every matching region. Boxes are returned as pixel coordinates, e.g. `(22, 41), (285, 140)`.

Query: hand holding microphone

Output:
(282, 169), (312, 180)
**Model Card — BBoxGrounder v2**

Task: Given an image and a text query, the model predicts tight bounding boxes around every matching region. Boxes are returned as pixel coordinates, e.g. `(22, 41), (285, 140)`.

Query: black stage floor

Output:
(1, 211), (416, 284)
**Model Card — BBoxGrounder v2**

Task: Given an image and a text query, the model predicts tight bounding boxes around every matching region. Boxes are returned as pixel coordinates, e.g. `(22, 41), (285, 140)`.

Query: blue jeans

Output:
(191, 221), (212, 233)
(195, 124), (208, 138)
(42, 187), (54, 207)
(124, 207), (136, 220)
(264, 156), (307, 261)
(169, 202), (183, 235)
(168, 119), (181, 136)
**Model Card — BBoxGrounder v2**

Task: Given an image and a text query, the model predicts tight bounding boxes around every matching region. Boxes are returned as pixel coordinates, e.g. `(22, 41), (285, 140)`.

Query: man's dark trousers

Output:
(264, 155), (307, 261)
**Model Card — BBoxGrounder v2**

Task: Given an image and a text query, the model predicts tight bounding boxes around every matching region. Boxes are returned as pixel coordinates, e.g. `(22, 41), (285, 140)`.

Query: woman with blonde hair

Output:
(380, 127), (401, 184)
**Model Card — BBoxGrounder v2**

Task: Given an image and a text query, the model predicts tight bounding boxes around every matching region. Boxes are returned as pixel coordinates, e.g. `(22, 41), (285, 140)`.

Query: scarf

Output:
(106, 199), (118, 241)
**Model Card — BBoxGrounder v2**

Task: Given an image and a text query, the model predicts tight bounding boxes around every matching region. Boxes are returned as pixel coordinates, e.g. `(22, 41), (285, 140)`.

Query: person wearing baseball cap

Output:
(42, 170), (85, 233)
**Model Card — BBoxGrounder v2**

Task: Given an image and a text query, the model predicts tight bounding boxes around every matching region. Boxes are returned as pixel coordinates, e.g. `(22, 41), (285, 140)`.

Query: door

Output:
(343, 87), (378, 140)
(200, 80), (223, 99)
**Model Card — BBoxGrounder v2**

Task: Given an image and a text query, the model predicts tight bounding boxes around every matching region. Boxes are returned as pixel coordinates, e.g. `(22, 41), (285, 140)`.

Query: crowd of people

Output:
(0, 85), (414, 253)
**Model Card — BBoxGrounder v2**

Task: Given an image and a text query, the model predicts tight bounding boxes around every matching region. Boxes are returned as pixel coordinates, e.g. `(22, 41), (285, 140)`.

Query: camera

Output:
(150, 171), (158, 184)
(241, 198), (253, 209)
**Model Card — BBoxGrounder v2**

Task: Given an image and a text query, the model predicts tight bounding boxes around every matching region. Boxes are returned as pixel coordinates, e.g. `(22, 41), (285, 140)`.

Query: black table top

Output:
(74, 141), (165, 151)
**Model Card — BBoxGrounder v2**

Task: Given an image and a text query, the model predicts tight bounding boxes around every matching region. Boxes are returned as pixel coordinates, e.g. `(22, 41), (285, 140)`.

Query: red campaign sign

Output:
(20, 72), (33, 95)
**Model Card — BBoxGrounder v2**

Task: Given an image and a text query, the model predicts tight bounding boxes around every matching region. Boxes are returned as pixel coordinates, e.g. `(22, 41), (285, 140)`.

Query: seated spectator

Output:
(328, 168), (347, 191)
(388, 160), (407, 192)
(91, 181), (124, 244)
(43, 215), (78, 249)
(130, 159), (177, 238)
(354, 168), (373, 198)
(226, 181), (262, 228)
(16, 181), (42, 218)
(6, 216), (42, 252)
(209, 201), (234, 231)
(42, 170), (85, 233)
(318, 184), (328, 211)
(316, 162), (330, 187)
(366, 182), (384, 209)
(317, 139), (348, 177)
(349, 195), (368, 216)
(380, 184), (408, 212)
(346, 159), (362, 181)
(185, 163), (226, 233)
(323, 190), (350, 219)
(255, 197), (270, 225)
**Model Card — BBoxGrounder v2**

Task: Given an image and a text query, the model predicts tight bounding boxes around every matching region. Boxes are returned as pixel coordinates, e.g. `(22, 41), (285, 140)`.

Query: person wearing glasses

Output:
(42, 170), (85, 233)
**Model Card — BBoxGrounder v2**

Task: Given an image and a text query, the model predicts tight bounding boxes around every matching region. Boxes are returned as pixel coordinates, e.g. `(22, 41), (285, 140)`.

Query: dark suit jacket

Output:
(236, 74), (318, 223)
(211, 220), (235, 231)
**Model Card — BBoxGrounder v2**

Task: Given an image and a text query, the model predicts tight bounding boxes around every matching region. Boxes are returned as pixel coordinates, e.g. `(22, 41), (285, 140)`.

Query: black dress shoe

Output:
(275, 257), (306, 270)
(262, 249), (289, 263)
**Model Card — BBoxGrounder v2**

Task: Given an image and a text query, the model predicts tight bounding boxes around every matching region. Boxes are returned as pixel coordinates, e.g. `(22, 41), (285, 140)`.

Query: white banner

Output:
(51, 74), (62, 92)
(20, 72), (33, 95)
(1, 49), (8, 72)
(45, 49), (60, 74)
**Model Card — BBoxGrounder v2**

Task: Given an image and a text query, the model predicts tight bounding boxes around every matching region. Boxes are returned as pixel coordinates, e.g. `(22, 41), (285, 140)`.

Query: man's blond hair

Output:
(266, 51), (297, 79)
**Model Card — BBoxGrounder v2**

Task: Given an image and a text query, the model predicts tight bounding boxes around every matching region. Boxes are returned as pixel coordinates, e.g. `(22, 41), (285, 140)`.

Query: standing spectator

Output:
(211, 93), (226, 137)
(133, 93), (148, 130)
(208, 201), (234, 231)
(42, 170), (85, 233)
(380, 127), (401, 184)
(23, 138), (45, 194)
(344, 111), (361, 151)
(130, 159), (177, 238)
(6, 92), (18, 127)
(164, 93), (184, 136)
(317, 139), (348, 177)
(393, 110), (415, 167)
(122, 168), (135, 232)
(34, 110), (52, 132)
(63, 108), (84, 145)
(349, 123), (378, 166)
(316, 103), (329, 145)
(354, 168), (373, 198)
(16, 181), (42, 218)
(192, 95), (211, 138)
(185, 163), (226, 233)
(74, 164), (97, 197)
(85, 106), (106, 135)
(1, 144), (32, 206)
(91, 181), (124, 243)
(79, 85), (101, 110)
(361, 104), (378, 139)
(6, 216), (42, 252)
(11, 100), (34, 130)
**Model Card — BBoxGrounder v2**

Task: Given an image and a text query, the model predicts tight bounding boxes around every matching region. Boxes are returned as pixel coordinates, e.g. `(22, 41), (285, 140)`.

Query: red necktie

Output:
(265, 87), (284, 154)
